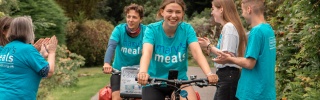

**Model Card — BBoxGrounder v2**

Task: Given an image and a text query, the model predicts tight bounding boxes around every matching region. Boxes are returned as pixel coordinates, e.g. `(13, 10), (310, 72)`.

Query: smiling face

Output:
(160, 3), (184, 28)
(126, 10), (142, 30)
(211, 3), (223, 24)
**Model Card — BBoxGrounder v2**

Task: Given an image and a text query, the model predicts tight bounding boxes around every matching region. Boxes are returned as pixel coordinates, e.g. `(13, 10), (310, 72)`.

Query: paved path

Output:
(91, 67), (217, 100)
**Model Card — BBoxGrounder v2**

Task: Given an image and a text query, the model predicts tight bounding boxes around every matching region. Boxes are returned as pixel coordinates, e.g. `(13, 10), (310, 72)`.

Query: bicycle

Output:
(136, 71), (215, 100)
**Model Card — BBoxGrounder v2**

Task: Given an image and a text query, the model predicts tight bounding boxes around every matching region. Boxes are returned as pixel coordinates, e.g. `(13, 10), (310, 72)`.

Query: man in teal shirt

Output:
(102, 4), (146, 100)
(214, 0), (276, 99)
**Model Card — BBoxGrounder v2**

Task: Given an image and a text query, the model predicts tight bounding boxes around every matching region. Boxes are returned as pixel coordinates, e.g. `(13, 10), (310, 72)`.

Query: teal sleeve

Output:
(143, 26), (155, 45)
(110, 25), (122, 42)
(245, 29), (261, 60)
(187, 24), (198, 45)
(25, 46), (49, 74)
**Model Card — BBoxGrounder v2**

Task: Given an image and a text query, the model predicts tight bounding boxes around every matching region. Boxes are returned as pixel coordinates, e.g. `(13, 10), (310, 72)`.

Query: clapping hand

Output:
(33, 38), (50, 51)
(46, 35), (58, 54)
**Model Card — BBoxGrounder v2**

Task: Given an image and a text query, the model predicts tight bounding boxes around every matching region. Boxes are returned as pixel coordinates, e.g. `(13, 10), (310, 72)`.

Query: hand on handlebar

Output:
(206, 72), (219, 84)
(103, 63), (113, 74)
(137, 72), (150, 86)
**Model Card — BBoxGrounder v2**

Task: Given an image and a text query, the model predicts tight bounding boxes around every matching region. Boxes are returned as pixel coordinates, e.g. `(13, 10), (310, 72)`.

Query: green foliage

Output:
(265, 0), (320, 99)
(116, 0), (162, 25)
(66, 19), (114, 66)
(141, 0), (161, 24)
(189, 8), (222, 45)
(11, 0), (68, 44)
(187, 9), (222, 61)
(94, 0), (211, 25)
(190, 8), (211, 20)
(184, 0), (211, 18)
(37, 45), (85, 99)
(0, 0), (18, 15)
(0, 12), (5, 17)
(55, 0), (102, 22)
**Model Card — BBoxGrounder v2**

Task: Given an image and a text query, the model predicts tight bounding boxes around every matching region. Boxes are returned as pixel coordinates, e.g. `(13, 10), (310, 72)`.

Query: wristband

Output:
(206, 43), (212, 50)
(206, 72), (214, 76)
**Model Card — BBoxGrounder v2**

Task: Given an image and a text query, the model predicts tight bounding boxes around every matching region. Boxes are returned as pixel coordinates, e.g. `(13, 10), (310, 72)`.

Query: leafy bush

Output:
(11, 0), (68, 44)
(66, 19), (114, 66)
(265, 0), (320, 99)
(0, 0), (18, 15)
(187, 9), (222, 63)
(37, 45), (85, 99)
(55, 0), (102, 21)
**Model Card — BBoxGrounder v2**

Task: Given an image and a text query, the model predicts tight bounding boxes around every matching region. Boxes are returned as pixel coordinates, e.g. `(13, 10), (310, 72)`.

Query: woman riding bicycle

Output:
(136, 0), (218, 100)
(102, 3), (146, 100)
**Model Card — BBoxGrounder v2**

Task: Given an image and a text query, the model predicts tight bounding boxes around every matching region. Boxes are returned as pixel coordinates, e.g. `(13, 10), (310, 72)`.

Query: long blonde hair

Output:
(212, 0), (247, 57)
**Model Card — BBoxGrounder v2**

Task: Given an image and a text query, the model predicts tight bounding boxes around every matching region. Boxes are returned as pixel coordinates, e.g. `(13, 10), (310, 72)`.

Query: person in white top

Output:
(198, 0), (247, 100)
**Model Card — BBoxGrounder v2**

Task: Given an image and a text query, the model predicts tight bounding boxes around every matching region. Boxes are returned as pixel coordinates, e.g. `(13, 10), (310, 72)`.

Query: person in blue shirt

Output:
(102, 3), (146, 100)
(198, 0), (247, 100)
(0, 16), (58, 100)
(214, 0), (276, 99)
(0, 16), (49, 57)
(136, 0), (218, 99)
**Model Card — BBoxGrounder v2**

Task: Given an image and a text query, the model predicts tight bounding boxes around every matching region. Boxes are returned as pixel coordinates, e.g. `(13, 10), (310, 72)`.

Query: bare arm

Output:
(229, 57), (256, 69)
(213, 52), (256, 69)
(189, 42), (212, 74)
(208, 44), (223, 56)
(189, 42), (218, 84)
(46, 53), (55, 77)
(46, 36), (58, 78)
(139, 43), (153, 73)
(137, 43), (153, 85)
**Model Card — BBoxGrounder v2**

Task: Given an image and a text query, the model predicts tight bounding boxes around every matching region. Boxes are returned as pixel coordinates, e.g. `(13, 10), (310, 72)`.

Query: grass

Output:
(45, 67), (111, 100)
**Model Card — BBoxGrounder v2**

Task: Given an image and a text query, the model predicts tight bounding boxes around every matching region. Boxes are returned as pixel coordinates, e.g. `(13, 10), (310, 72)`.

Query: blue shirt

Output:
(236, 23), (276, 100)
(111, 24), (146, 70)
(143, 20), (198, 80)
(0, 40), (49, 100)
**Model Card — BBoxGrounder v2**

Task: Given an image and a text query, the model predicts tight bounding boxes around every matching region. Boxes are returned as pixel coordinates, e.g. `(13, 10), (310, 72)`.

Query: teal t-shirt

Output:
(111, 24), (146, 70)
(236, 23), (276, 100)
(0, 40), (49, 100)
(143, 20), (198, 80)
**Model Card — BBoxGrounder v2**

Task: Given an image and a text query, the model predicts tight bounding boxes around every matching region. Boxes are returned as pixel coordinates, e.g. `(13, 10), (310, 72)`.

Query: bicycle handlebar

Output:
(135, 77), (215, 87)
(112, 68), (121, 75)
(102, 68), (121, 75)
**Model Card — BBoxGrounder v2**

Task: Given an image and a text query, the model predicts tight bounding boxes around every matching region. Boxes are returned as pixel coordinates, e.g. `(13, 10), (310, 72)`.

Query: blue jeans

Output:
(214, 66), (240, 100)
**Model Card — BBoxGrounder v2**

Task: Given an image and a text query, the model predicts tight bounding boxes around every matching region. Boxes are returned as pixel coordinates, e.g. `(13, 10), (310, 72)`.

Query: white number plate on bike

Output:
(120, 67), (142, 96)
